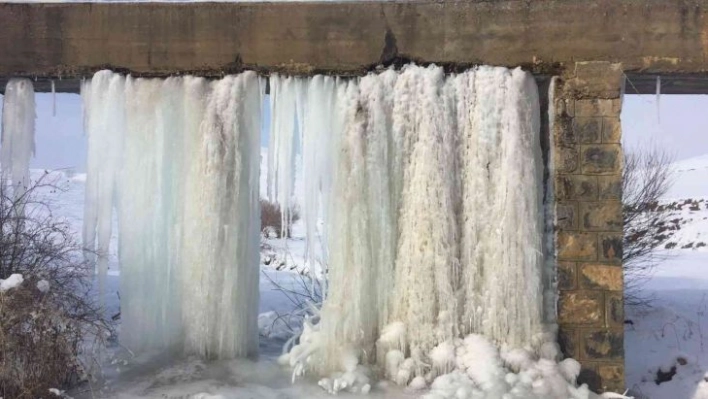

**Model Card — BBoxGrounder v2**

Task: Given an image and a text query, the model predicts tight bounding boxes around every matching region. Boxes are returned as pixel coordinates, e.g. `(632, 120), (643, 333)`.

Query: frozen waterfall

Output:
(272, 65), (551, 391)
(82, 71), (263, 357)
(80, 63), (552, 385)
(1, 78), (36, 201)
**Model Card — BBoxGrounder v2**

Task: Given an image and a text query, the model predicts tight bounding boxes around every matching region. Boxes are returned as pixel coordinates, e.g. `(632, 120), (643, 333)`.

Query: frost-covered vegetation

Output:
(0, 174), (109, 399)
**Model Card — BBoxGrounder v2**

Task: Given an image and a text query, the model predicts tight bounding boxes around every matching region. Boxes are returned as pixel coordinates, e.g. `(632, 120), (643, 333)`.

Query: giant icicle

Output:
(82, 72), (124, 305)
(277, 65), (550, 394)
(82, 70), (262, 357)
(1, 79), (36, 203)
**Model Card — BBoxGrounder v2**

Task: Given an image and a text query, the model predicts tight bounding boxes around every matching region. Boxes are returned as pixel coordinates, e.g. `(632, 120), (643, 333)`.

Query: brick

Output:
(555, 146), (579, 174)
(558, 327), (579, 359)
(575, 98), (622, 117)
(602, 116), (621, 143)
(558, 291), (603, 325)
(606, 291), (624, 327)
(554, 111), (576, 145)
(556, 98), (575, 117)
(598, 175), (622, 200)
(578, 363), (602, 393)
(558, 261), (577, 290)
(598, 233), (623, 264)
(579, 201), (623, 231)
(556, 174), (598, 201)
(557, 202), (578, 230)
(558, 231), (597, 261)
(598, 364), (625, 393)
(572, 62), (624, 98)
(579, 264), (623, 291)
(581, 328), (624, 361)
(581, 144), (621, 175)
(574, 117), (603, 144)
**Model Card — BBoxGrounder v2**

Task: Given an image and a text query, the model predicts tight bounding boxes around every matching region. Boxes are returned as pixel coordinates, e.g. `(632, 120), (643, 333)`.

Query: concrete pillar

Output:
(552, 61), (625, 392)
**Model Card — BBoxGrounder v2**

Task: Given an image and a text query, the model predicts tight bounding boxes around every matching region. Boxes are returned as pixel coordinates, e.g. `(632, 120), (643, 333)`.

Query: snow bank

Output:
(0, 273), (23, 292)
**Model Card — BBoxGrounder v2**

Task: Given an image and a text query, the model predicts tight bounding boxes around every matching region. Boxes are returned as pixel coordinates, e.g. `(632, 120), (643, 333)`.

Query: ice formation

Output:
(82, 71), (263, 357)
(270, 65), (584, 397)
(1, 78), (36, 200)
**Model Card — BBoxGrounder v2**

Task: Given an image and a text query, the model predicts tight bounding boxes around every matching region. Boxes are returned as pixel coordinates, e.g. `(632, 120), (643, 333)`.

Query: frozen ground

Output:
(625, 153), (708, 399)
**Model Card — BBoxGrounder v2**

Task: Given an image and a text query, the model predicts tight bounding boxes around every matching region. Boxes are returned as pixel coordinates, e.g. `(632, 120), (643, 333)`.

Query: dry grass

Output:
(261, 199), (300, 238)
(0, 173), (110, 398)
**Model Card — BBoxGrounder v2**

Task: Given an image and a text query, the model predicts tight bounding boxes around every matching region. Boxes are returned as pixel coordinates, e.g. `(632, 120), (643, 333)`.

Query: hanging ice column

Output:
(1, 79), (36, 200)
(276, 65), (549, 388)
(82, 72), (125, 307)
(82, 71), (263, 358)
(181, 73), (263, 358)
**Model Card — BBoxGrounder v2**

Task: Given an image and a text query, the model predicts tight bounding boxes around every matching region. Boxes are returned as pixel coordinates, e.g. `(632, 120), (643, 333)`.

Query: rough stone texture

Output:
(598, 364), (625, 392)
(558, 327), (578, 359)
(557, 232), (598, 261)
(556, 175), (598, 201)
(580, 202), (623, 231)
(6, 1), (708, 92)
(558, 262), (578, 291)
(554, 62), (624, 391)
(581, 329), (624, 361)
(558, 291), (604, 325)
(599, 233), (623, 264)
(602, 117), (622, 144)
(574, 117), (603, 144)
(580, 144), (622, 175)
(579, 264), (623, 291)
(557, 202), (579, 230)
(598, 175), (622, 200)
(606, 292), (625, 328)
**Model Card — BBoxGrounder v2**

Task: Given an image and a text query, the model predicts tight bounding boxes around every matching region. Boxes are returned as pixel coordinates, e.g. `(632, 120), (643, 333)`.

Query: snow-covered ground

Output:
(625, 153), (708, 399)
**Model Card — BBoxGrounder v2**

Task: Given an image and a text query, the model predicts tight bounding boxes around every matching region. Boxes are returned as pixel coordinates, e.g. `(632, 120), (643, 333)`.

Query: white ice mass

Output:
(266, 65), (580, 397)
(1, 78), (36, 201)
(82, 71), (263, 358)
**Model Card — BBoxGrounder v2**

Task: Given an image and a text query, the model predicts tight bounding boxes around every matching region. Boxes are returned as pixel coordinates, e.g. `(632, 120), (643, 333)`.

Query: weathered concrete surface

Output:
(4, 0), (708, 88)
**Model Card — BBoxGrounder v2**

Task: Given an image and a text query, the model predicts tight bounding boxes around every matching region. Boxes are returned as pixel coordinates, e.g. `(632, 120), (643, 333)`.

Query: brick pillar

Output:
(552, 61), (625, 392)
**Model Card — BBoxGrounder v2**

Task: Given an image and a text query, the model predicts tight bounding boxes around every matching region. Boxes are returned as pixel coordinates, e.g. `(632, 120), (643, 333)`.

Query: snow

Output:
(37, 279), (50, 293)
(624, 152), (708, 399)
(0, 273), (23, 292)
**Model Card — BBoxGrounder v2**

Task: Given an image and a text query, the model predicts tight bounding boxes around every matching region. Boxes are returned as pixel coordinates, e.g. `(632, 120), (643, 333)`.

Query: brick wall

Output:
(552, 61), (625, 392)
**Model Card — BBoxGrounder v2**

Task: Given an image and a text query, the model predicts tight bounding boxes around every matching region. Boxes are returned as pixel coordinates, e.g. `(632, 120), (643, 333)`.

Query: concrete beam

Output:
(4, 1), (708, 88)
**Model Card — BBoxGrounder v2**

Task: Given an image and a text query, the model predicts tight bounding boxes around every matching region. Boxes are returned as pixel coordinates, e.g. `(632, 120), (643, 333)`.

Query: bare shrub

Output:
(0, 172), (110, 399)
(623, 147), (676, 306)
(260, 199), (300, 238)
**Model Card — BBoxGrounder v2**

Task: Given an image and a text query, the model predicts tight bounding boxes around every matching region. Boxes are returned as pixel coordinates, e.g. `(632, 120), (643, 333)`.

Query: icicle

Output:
(83, 71), (261, 357)
(1, 78), (36, 204)
(544, 77), (560, 325)
(181, 72), (262, 358)
(267, 75), (300, 239)
(51, 80), (56, 117)
(656, 75), (661, 124)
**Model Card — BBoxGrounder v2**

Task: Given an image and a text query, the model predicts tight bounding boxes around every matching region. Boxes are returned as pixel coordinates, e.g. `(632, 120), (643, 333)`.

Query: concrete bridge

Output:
(4, 0), (708, 392)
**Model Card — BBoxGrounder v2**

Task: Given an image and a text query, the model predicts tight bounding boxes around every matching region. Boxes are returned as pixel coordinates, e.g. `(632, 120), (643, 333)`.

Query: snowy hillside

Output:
(626, 153), (708, 399)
